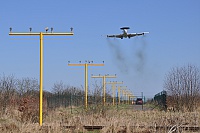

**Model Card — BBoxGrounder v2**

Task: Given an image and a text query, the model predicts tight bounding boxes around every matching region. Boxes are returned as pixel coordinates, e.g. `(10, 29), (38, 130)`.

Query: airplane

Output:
(107, 27), (149, 39)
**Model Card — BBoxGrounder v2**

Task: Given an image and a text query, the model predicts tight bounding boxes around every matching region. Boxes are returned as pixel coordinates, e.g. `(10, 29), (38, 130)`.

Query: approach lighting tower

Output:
(9, 27), (74, 126)
(91, 74), (116, 106)
(117, 86), (127, 104)
(120, 86), (128, 104)
(68, 61), (104, 109)
(126, 90), (134, 104)
(106, 81), (123, 105)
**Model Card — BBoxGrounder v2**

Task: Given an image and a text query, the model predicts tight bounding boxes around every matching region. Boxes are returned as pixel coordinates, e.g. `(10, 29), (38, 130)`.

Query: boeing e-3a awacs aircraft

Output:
(107, 27), (149, 39)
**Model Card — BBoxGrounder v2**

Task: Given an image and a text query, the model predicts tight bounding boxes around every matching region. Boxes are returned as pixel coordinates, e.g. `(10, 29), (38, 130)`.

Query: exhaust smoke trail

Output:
(133, 36), (147, 73)
(107, 36), (148, 76)
(107, 38), (129, 74)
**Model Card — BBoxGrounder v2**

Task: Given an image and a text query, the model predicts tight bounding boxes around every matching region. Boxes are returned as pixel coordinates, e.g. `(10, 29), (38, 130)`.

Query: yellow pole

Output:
(126, 92), (128, 104)
(126, 93), (128, 104)
(121, 89), (124, 104)
(112, 84), (115, 105)
(68, 63), (104, 109)
(124, 90), (126, 104)
(105, 81), (123, 106)
(118, 86), (120, 104)
(128, 93), (130, 105)
(39, 32), (43, 126)
(128, 92), (133, 105)
(85, 63), (88, 109)
(9, 30), (73, 126)
(91, 75), (116, 106)
(103, 76), (106, 106)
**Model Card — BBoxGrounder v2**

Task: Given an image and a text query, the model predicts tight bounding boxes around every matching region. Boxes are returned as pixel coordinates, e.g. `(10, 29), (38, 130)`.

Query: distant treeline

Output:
(0, 75), (113, 116)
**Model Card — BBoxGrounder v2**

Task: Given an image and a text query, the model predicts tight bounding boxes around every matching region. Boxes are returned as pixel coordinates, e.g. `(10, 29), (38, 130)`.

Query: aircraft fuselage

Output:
(122, 29), (128, 38)
(107, 27), (149, 39)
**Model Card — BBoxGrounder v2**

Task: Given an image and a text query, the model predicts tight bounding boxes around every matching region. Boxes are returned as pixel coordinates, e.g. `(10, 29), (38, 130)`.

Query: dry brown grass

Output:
(0, 105), (200, 133)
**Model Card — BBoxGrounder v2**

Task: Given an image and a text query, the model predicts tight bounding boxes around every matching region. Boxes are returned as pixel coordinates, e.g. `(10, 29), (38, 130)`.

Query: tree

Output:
(16, 77), (39, 96)
(0, 74), (17, 114)
(164, 65), (200, 112)
(51, 81), (66, 94)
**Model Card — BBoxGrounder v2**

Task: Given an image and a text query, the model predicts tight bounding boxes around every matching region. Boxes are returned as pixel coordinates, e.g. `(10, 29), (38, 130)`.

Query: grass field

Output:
(0, 104), (199, 133)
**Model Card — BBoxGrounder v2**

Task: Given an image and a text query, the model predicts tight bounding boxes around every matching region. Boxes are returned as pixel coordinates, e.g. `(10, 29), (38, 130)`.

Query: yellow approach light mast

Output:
(68, 61), (104, 110)
(117, 85), (128, 104)
(106, 81), (123, 105)
(125, 89), (134, 104)
(126, 90), (133, 104)
(9, 27), (74, 126)
(129, 94), (134, 104)
(120, 86), (127, 104)
(91, 74), (116, 106)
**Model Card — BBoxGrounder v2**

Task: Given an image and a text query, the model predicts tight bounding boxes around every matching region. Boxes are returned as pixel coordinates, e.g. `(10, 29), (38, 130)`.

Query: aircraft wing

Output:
(107, 34), (124, 39)
(128, 32), (149, 38)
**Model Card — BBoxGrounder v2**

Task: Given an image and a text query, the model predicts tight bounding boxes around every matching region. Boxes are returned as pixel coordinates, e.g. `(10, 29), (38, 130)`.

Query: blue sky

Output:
(0, 1), (200, 98)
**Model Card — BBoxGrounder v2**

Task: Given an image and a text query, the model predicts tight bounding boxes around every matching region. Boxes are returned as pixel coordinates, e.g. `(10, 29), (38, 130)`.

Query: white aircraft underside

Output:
(107, 27), (149, 39)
